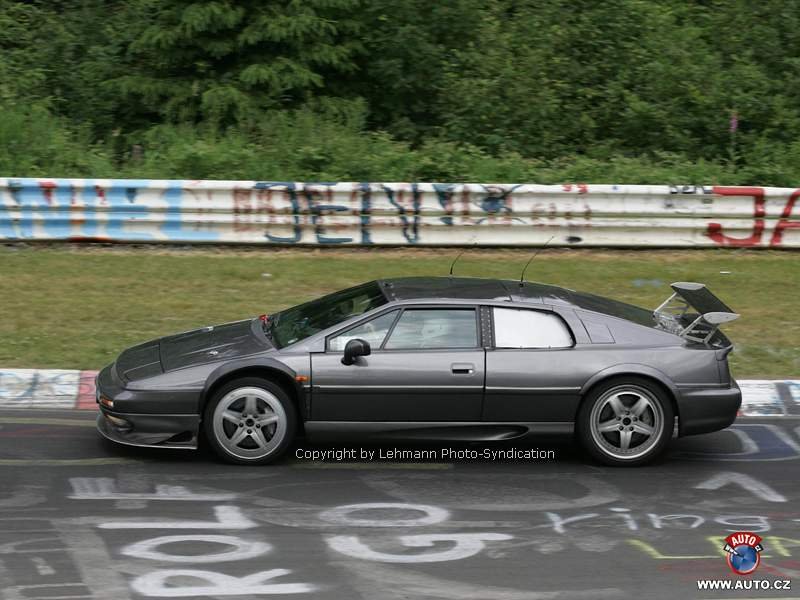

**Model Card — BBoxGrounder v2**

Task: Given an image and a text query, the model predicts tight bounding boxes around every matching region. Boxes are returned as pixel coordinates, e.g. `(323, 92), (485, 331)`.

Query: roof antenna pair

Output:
(518, 236), (554, 287)
(447, 237), (553, 281)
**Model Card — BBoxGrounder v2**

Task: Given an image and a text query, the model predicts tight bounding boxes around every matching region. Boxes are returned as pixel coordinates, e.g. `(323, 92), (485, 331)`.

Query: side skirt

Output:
(304, 421), (573, 442)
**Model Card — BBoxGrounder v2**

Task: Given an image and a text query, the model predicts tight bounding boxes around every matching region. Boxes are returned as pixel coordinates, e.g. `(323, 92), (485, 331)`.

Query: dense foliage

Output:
(2, 0), (800, 184)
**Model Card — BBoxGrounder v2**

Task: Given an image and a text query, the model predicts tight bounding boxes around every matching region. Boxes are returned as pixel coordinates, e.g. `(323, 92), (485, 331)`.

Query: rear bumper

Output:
(676, 380), (742, 437)
(97, 409), (199, 449)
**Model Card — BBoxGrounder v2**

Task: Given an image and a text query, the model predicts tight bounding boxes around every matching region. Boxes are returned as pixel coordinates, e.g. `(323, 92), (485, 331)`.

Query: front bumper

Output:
(95, 363), (200, 449)
(676, 380), (742, 437)
(97, 409), (199, 449)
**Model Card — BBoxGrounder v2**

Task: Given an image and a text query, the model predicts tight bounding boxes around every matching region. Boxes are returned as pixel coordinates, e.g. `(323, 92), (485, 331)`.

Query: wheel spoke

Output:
(244, 396), (258, 415)
(250, 429), (268, 448)
(257, 414), (279, 426)
(222, 410), (240, 424)
(228, 427), (249, 447)
(630, 397), (649, 417)
(597, 419), (619, 433)
(632, 421), (654, 436)
(607, 394), (625, 417)
(619, 430), (633, 451)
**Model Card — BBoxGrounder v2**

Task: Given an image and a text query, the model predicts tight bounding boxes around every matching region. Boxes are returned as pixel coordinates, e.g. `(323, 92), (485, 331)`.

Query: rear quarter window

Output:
(493, 308), (573, 348)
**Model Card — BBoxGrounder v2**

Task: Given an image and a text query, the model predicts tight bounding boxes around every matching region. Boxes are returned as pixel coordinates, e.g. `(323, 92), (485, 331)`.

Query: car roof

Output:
(376, 276), (660, 329)
(377, 277), (576, 306)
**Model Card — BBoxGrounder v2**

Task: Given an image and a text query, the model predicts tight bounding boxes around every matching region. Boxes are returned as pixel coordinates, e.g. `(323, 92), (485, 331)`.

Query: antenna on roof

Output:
(519, 236), (554, 287)
(449, 240), (479, 277)
(449, 248), (467, 277)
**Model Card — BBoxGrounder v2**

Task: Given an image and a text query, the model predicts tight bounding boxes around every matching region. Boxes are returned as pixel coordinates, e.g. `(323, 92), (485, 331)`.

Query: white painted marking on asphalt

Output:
(715, 515), (770, 532)
(31, 556), (55, 575)
(695, 471), (788, 502)
(647, 514), (704, 529)
(0, 536), (65, 555)
(327, 533), (512, 563)
(319, 503), (450, 527)
(121, 535), (271, 564)
(49, 521), (133, 600)
(608, 507), (638, 530)
(69, 477), (236, 501)
(544, 512), (599, 534)
(131, 569), (316, 597)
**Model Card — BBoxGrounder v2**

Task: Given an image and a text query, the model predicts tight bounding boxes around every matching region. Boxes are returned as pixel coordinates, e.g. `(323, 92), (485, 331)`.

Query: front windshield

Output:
(269, 282), (388, 348)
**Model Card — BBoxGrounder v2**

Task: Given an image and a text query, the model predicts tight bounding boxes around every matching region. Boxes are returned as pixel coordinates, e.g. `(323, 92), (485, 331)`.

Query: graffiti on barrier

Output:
(706, 186), (800, 247)
(0, 369), (97, 409)
(0, 369), (81, 408)
(2, 179), (799, 246)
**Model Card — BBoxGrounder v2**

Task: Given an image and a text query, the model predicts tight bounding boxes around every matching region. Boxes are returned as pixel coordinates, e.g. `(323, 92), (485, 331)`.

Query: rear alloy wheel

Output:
(577, 378), (674, 466)
(204, 378), (296, 465)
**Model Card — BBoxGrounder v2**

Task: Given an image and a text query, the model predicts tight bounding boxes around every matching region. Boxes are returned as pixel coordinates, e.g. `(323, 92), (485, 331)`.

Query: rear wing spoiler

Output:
(654, 282), (739, 345)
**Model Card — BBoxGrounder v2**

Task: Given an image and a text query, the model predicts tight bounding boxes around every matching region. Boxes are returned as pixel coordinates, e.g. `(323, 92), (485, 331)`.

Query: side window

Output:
(384, 309), (477, 350)
(493, 307), (573, 349)
(328, 310), (399, 351)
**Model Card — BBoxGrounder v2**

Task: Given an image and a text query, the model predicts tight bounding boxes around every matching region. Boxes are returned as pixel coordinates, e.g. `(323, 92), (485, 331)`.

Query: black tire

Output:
(576, 377), (674, 467)
(203, 377), (297, 465)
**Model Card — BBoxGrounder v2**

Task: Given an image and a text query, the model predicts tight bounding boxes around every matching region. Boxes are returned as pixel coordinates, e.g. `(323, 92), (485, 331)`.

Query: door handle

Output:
(451, 363), (474, 375)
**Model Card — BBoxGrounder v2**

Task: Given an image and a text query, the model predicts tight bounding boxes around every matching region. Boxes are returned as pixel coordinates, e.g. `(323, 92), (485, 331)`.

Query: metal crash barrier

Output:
(1, 180), (798, 247)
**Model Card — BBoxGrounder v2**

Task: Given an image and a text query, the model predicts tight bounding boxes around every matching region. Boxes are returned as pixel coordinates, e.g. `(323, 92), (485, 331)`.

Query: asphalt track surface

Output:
(1, 408), (799, 599)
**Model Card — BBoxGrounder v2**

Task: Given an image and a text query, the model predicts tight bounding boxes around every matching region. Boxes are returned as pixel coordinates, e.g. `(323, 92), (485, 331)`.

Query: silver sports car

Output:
(96, 277), (741, 466)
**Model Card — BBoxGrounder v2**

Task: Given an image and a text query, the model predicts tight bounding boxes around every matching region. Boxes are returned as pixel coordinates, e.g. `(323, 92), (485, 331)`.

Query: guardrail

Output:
(1, 179), (798, 247)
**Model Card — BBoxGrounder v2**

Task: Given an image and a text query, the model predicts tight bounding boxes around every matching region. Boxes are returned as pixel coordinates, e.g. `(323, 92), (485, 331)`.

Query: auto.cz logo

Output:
(694, 532), (792, 592)
(697, 579), (792, 591)
(723, 531), (763, 575)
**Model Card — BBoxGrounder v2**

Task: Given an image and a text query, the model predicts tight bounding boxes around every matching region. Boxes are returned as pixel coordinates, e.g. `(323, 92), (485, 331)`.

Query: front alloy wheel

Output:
(204, 378), (296, 465)
(578, 377), (673, 466)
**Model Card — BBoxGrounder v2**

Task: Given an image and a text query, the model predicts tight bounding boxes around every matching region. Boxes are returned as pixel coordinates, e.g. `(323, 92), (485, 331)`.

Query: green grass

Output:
(0, 246), (797, 378)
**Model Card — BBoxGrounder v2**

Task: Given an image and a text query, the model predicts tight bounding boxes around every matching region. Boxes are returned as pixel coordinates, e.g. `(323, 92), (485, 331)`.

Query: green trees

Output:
(2, 0), (800, 184)
(114, 0), (363, 125)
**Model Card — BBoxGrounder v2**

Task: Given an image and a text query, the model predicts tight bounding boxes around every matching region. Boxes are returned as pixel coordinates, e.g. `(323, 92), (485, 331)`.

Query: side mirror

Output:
(342, 338), (371, 365)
